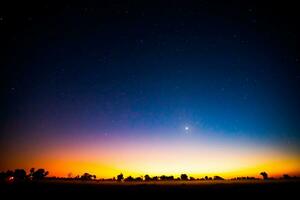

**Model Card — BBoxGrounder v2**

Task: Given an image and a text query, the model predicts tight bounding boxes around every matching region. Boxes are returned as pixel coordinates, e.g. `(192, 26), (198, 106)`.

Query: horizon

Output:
(2, 132), (300, 179)
(2, 166), (300, 180)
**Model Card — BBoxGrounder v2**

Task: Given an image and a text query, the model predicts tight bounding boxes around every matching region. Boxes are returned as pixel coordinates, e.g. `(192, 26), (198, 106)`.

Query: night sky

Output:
(1, 1), (300, 178)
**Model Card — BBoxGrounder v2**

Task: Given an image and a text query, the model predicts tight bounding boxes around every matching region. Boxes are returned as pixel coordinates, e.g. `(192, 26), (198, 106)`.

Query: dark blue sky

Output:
(1, 1), (300, 155)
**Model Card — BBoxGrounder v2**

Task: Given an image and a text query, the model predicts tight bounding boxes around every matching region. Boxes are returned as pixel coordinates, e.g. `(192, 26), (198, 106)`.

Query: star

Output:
(185, 126), (189, 131)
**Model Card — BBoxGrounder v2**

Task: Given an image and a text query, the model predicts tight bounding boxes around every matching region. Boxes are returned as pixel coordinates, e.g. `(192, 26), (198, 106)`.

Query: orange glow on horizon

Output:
(1, 135), (300, 179)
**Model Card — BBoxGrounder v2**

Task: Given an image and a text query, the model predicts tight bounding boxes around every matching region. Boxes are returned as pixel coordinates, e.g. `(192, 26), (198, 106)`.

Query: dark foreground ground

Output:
(1, 180), (299, 199)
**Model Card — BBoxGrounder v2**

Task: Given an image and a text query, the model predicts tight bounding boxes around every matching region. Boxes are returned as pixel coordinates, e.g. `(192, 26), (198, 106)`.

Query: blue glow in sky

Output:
(1, 1), (300, 177)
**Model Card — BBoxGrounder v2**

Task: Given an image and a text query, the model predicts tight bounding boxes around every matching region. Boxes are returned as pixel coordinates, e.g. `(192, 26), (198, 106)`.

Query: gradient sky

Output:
(1, 1), (300, 178)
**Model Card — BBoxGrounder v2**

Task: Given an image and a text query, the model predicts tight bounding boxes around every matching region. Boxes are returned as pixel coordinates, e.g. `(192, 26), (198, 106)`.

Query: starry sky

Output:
(1, 1), (300, 178)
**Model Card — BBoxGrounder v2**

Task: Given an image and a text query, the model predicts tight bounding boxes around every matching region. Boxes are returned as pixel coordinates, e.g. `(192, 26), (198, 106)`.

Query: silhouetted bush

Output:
(0, 170), (14, 182)
(160, 175), (174, 181)
(213, 176), (224, 180)
(31, 168), (49, 180)
(14, 169), (27, 181)
(281, 175), (300, 180)
(80, 173), (96, 180)
(144, 174), (151, 181)
(260, 172), (268, 180)
(124, 176), (134, 182)
(282, 174), (291, 179)
(117, 173), (124, 181)
(204, 176), (212, 180)
(231, 176), (257, 180)
(180, 174), (188, 180)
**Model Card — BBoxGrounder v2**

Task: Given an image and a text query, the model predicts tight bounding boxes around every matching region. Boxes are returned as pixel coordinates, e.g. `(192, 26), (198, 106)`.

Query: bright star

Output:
(185, 126), (189, 131)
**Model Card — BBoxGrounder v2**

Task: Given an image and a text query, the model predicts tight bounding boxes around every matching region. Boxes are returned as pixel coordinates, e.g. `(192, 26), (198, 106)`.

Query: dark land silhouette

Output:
(1, 168), (300, 182)
(1, 168), (300, 198)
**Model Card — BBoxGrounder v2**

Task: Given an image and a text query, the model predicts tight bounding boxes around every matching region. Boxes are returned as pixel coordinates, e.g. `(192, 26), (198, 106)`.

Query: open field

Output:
(1, 180), (299, 198)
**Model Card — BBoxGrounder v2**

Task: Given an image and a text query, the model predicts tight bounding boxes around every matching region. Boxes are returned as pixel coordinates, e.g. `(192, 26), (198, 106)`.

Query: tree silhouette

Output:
(13, 169), (26, 181)
(180, 174), (188, 180)
(213, 176), (224, 180)
(160, 175), (166, 180)
(31, 168), (49, 180)
(0, 170), (14, 182)
(117, 173), (124, 181)
(124, 176), (134, 182)
(283, 174), (291, 179)
(160, 175), (174, 181)
(144, 174), (151, 181)
(80, 173), (95, 180)
(204, 176), (213, 180)
(260, 172), (268, 180)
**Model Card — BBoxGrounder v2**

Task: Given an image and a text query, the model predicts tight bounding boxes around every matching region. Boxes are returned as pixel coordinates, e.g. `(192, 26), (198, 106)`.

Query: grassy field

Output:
(1, 179), (299, 198)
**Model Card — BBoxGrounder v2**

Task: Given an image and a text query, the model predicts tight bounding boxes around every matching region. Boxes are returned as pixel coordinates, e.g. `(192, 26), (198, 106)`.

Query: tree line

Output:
(0, 168), (48, 182)
(1, 169), (299, 183)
